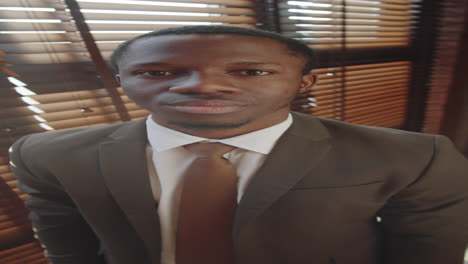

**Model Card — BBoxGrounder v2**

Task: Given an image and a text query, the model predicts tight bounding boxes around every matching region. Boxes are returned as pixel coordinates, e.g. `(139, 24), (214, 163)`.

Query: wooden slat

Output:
(0, 22), (66, 31)
(284, 32), (411, 38)
(346, 61), (411, 70)
(281, 11), (415, 21)
(96, 0), (255, 6)
(8, 252), (48, 264)
(344, 75), (409, 87)
(345, 103), (407, 118)
(344, 71), (409, 81)
(301, 38), (409, 46)
(0, 241), (39, 258)
(0, 173), (15, 182)
(0, 33), (77, 44)
(0, 0), (254, 8)
(0, 0), (64, 7)
(0, 223), (34, 251)
(0, 157), (9, 166)
(0, 43), (86, 55)
(0, 209), (28, 224)
(352, 116), (405, 128)
(316, 42), (409, 49)
(0, 216), (30, 231)
(282, 24), (414, 31)
(279, 0), (417, 11)
(346, 84), (408, 96)
(0, 165), (10, 174)
(1, 96), (135, 118)
(281, 18), (412, 27)
(280, 5), (413, 16)
(311, 77), (408, 92)
(313, 84), (407, 101)
(77, 2), (256, 15)
(346, 109), (406, 123)
(82, 13), (256, 23)
(345, 96), (407, 111)
(3, 103), (142, 126)
(0, 10), (58, 20)
(1, 52), (91, 64)
(317, 93), (406, 108)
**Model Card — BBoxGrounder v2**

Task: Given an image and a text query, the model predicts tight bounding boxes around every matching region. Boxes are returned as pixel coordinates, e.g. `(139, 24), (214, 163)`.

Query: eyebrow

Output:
(128, 62), (175, 68)
(227, 62), (281, 67)
(127, 61), (282, 69)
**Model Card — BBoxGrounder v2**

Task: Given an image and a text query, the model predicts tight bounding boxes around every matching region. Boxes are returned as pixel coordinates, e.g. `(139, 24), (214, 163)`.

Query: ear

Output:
(115, 74), (121, 84)
(298, 72), (318, 93)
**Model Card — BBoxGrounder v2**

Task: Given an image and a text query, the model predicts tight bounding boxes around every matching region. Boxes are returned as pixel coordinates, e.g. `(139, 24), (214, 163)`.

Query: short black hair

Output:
(109, 25), (317, 75)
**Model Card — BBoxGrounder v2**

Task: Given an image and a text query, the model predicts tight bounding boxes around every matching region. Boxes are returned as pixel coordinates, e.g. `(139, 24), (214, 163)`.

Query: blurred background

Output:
(0, 0), (467, 263)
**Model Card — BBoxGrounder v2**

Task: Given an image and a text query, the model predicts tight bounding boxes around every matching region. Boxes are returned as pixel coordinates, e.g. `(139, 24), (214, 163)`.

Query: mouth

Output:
(165, 100), (246, 114)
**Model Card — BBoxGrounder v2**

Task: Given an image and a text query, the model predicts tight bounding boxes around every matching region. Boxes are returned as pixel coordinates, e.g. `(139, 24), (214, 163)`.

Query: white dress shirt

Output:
(145, 114), (292, 264)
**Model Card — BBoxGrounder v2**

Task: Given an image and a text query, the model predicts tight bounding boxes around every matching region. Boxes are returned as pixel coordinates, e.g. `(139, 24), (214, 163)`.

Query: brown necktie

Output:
(176, 143), (237, 264)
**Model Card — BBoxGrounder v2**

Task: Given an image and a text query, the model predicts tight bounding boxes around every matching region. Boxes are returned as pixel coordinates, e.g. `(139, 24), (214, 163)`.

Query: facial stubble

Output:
(167, 118), (252, 130)
(166, 102), (290, 131)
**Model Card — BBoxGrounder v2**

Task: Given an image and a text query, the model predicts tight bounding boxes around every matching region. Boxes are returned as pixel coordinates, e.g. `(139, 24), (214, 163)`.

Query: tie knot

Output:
(184, 142), (234, 158)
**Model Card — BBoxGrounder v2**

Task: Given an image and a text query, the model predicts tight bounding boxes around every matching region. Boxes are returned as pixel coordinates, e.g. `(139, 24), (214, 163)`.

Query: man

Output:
(9, 26), (468, 264)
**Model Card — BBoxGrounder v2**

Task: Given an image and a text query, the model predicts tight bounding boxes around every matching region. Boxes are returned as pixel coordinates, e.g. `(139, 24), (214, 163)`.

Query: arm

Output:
(379, 135), (468, 264)
(9, 136), (106, 264)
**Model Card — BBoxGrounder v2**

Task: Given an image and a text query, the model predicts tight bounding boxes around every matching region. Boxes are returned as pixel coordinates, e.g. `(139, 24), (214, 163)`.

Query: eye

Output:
(237, 70), (272, 76)
(136, 70), (175, 77)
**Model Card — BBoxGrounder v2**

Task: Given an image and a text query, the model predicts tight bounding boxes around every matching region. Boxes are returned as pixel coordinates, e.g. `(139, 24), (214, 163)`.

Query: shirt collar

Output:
(146, 114), (292, 154)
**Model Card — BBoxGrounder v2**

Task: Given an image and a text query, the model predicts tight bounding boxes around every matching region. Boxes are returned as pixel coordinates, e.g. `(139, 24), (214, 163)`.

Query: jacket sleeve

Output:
(9, 135), (106, 264)
(379, 135), (468, 264)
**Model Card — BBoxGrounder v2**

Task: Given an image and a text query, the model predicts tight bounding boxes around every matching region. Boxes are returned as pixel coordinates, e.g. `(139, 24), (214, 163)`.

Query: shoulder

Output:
(10, 118), (147, 163)
(290, 112), (445, 178)
(290, 112), (467, 192)
(291, 111), (437, 151)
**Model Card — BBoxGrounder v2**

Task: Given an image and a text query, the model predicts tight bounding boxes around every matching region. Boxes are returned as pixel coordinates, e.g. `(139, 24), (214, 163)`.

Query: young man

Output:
(10, 26), (468, 264)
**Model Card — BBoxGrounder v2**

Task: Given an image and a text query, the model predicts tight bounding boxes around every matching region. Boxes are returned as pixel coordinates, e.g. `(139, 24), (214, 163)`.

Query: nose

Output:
(169, 71), (238, 94)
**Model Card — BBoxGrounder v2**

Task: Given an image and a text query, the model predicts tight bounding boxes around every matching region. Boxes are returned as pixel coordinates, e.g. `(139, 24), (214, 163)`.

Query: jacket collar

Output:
(233, 112), (332, 238)
(99, 118), (162, 263)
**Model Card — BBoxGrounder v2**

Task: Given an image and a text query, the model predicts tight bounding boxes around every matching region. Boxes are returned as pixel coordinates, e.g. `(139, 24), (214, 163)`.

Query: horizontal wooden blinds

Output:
(279, 0), (420, 128)
(310, 61), (410, 128)
(0, 154), (53, 264)
(0, 240), (50, 264)
(76, 0), (256, 58)
(0, 156), (35, 253)
(279, 0), (420, 49)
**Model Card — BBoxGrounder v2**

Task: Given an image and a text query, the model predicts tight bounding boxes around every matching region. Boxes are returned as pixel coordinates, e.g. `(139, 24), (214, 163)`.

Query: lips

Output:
(165, 100), (246, 114)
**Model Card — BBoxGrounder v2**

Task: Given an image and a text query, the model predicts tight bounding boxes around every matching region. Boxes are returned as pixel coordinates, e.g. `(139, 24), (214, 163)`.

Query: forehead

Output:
(119, 34), (301, 68)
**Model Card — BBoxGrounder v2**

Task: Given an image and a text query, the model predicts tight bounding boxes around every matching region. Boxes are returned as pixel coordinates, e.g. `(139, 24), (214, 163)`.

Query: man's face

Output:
(116, 34), (316, 138)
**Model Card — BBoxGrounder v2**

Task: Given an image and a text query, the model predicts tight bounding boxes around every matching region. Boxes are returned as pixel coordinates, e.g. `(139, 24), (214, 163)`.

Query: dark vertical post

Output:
(404, 0), (439, 131)
(64, 0), (131, 122)
(440, 5), (468, 156)
(255, 0), (281, 32)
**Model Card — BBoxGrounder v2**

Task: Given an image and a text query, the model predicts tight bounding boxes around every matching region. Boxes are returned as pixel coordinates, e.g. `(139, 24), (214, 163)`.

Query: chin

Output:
(168, 119), (251, 131)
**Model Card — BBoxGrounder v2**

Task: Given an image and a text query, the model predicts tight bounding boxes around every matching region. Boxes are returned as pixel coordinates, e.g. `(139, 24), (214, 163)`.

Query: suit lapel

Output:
(99, 118), (161, 263)
(234, 113), (332, 238)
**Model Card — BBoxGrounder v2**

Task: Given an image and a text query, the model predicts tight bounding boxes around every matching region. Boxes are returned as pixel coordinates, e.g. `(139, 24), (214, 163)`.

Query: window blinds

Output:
(310, 61), (410, 127)
(279, 0), (420, 128)
(279, 0), (419, 49)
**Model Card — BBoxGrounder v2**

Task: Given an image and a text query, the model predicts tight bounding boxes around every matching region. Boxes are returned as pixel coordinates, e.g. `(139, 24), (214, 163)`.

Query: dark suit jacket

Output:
(9, 112), (468, 264)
